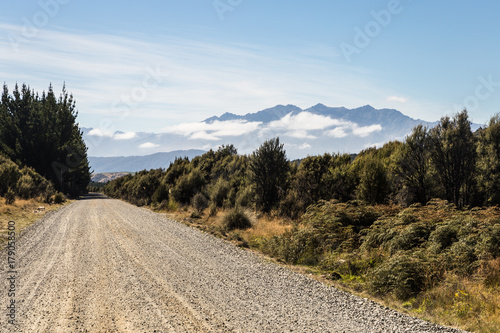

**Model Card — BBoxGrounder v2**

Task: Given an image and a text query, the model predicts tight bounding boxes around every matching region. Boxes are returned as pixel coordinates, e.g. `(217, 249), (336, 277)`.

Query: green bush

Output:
(192, 193), (209, 213)
(5, 187), (15, 205)
(156, 199), (178, 212)
(390, 222), (431, 252)
(53, 192), (65, 204)
(445, 235), (479, 276)
(16, 174), (35, 199)
(370, 253), (426, 300)
(43, 187), (56, 204)
(480, 224), (500, 258)
(152, 183), (169, 204)
(0, 159), (21, 195)
(236, 186), (254, 207)
(210, 178), (230, 207)
(171, 168), (205, 204)
(429, 223), (459, 252)
(222, 208), (252, 231)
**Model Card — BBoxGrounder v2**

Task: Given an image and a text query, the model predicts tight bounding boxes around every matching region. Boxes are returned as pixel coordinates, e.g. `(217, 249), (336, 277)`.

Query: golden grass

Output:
(162, 206), (291, 244)
(0, 197), (68, 248)
(409, 269), (500, 333)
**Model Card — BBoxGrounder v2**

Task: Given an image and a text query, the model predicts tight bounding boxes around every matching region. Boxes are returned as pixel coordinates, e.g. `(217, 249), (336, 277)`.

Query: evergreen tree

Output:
(0, 83), (90, 196)
(249, 137), (289, 213)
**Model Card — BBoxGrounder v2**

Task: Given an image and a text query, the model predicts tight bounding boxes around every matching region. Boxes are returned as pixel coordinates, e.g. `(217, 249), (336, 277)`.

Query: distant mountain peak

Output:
(205, 104), (303, 124)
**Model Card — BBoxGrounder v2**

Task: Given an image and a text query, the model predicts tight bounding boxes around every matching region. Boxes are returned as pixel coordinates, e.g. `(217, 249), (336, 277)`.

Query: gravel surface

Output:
(0, 194), (468, 332)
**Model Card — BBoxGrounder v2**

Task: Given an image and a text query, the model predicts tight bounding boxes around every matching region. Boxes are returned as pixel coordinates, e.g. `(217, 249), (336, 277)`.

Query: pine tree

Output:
(0, 83), (90, 196)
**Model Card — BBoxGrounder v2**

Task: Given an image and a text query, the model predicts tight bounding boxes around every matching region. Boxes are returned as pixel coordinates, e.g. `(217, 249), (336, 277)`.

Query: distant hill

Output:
(90, 172), (131, 183)
(89, 150), (205, 173)
(83, 104), (481, 160)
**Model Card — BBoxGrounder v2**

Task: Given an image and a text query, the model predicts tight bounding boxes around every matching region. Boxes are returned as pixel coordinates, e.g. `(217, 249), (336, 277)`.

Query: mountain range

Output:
(89, 150), (205, 173)
(84, 104), (478, 173)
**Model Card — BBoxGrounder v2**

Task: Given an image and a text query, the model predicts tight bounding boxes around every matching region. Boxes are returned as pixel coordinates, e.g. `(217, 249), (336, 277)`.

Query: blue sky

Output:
(1, 0), (500, 134)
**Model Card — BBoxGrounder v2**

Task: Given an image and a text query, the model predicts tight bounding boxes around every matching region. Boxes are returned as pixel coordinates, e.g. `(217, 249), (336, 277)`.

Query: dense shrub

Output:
(389, 222), (431, 252)
(156, 199), (178, 212)
(210, 178), (230, 207)
(152, 183), (169, 204)
(5, 187), (15, 205)
(480, 224), (500, 258)
(429, 223), (459, 252)
(222, 208), (252, 231)
(370, 253), (426, 300)
(0, 157), (21, 195)
(192, 193), (209, 213)
(17, 174), (35, 199)
(236, 186), (254, 208)
(53, 192), (65, 204)
(171, 168), (205, 204)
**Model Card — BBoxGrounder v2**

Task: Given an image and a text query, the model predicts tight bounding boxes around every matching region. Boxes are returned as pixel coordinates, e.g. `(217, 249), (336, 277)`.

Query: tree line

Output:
(0, 83), (90, 197)
(104, 109), (500, 215)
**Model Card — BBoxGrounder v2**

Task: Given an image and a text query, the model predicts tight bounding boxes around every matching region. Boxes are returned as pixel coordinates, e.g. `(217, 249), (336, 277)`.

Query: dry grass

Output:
(0, 197), (68, 248)
(240, 214), (291, 240)
(161, 206), (291, 246)
(410, 269), (500, 333)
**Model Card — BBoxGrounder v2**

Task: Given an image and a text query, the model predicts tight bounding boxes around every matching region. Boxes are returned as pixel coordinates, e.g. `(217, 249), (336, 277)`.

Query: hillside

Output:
(88, 150), (205, 173)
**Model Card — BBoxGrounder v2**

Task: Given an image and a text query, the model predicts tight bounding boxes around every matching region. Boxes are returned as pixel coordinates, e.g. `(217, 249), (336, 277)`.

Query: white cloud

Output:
(88, 128), (113, 137)
(352, 124), (383, 137)
(284, 142), (312, 150)
(190, 131), (220, 141)
(387, 96), (408, 103)
(87, 129), (137, 140)
(113, 132), (137, 140)
(285, 130), (317, 139)
(268, 112), (348, 131)
(165, 120), (261, 140)
(139, 142), (159, 148)
(327, 123), (382, 138)
(327, 127), (349, 138)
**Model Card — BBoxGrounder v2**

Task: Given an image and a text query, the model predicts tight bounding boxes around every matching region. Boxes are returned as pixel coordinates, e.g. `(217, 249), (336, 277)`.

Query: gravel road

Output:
(1, 194), (466, 332)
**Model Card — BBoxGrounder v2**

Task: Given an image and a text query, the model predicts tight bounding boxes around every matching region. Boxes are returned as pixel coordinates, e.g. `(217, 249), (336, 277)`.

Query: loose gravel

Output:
(0, 194), (468, 332)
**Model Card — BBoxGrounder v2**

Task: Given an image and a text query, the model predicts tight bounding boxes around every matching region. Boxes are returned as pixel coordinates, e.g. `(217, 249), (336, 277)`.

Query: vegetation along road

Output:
(1, 195), (466, 332)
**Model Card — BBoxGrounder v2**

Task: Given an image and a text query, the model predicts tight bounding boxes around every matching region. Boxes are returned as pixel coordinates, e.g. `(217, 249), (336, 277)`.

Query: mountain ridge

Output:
(89, 150), (205, 173)
(83, 104), (475, 166)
